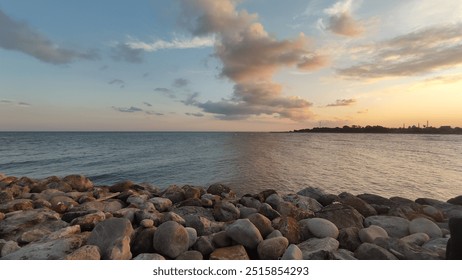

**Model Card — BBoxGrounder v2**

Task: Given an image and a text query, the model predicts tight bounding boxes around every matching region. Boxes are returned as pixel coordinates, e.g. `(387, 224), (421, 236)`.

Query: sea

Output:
(0, 132), (461, 201)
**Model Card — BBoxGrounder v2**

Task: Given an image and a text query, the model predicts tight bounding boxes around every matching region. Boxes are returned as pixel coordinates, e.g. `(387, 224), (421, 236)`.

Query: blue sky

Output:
(1, 0), (462, 131)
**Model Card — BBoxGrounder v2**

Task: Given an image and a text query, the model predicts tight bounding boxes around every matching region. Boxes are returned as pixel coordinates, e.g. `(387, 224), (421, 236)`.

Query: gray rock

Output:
(301, 218), (339, 239)
(140, 219), (154, 228)
(338, 227), (362, 251)
(266, 193), (284, 210)
(87, 218), (134, 260)
(297, 187), (327, 201)
(338, 192), (377, 217)
(70, 211), (106, 231)
(133, 253), (166, 260)
(400, 233), (430, 246)
(131, 227), (156, 257)
(448, 195), (462, 206)
(423, 238), (449, 258)
(266, 230), (283, 239)
(375, 237), (442, 260)
(113, 208), (138, 223)
(422, 205), (444, 222)
(1, 241), (20, 257)
(409, 218), (442, 238)
(257, 236), (289, 260)
(135, 210), (163, 226)
(333, 249), (357, 260)
(184, 215), (223, 236)
(226, 219), (263, 249)
(213, 201), (240, 222)
(0, 199), (34, 213)
(272, 216), (301, 244)
(161, 212), (185, 225)
(364, 215), (410, 238)
(298, 237), (339, 260)
(149, 197), (173, 212)
(153, 221), (189, 259)
(212, 231), (233, 248)
(240, 196), (262, 209)
(359, 225), (389, 243)
(207, 183), (231, 196)
(281, 244), (303, 260)
(277, 201), (315, 221)
(316, 204), (364, 230)
(209, 245), (249, 260)
(162, 185), (185, 204)
(354, 243), (398, 260)
(175, 250), (203, 260)
(18, 228), (50, 244)
(283, 194), (323, 212)
(62, 245), (101, 260)
(238, 206), (258, 218)
(258, 203), (281, 220)
(186, 227), (197, 248)
(193, 236), (214, 256)
(357, 193), (396, 207)
(63, 174), (93, 192)
(248, 213), (274, 238)
(416, 198), (462, 219)
(172, 206), (215, 220)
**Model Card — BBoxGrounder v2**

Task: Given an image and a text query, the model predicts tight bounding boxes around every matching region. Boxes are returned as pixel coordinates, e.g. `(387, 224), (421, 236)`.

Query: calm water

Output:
(0, 132), (461, 200)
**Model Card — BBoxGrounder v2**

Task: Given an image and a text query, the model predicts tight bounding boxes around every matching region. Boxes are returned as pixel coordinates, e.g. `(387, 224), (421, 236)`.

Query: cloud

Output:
(0, 9), (99, 64)
(108, 79), (125, 88)
(125, 36), (214, 52)
(185, 112), (205, 117)
(143, 102), (152, 107)
(179, 0), (326, 121)
(323, 0), (364, 37)
(111, 42), (144, 63)
(17, 102), (31, 107)
(0, 99), (12, 104)
(154, 87), (176, 99)
(182, 92), (200, 106)
(112, 106), (142, 113)
(145, 111), (164, 116)
(338, 23), (462, 79)
(0, 100), (31, 107)
(173, 78), (189, 88)
(326, 98), (356, 107)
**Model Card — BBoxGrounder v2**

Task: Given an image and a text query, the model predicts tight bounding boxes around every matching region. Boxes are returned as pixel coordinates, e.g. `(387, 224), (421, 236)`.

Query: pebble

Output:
(257, 236), (289, 260)
(153, 221), (189, 259)
(359, 225), (389, 243)
(303, 217), (339, 239)
(281, 244), (303, 260)
(364, 216), (410, 238)
(226, 219), (263, 249)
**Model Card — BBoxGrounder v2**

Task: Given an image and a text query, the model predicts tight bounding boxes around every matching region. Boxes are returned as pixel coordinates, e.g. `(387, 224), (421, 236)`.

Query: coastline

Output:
(1, 173), (461, 260)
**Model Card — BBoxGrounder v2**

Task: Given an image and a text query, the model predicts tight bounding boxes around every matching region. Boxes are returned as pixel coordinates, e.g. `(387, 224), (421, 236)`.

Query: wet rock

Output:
(300, 218), (339, 240)
(184, 215), (223, 236)
(338, 192), (377, 217)
(62, 245), (101, 260)
(359, 225), (389, 243)
(409, 217), (442, 238)
(364, 216), (410, 238)
(212, 231), (233, 248)
(70, 211), (106, 231)
(209, 245), (249, 260)
(448, 195), (462, 206)
(213, 201), (240, 222)
(258, 203), (281, 220)
(446, 217), (462, 259)
(400, 233), (430, 246)
(257, 236), (289, 260)
(272, 216), (301, 244)
(226, 219), (263, 249)
(193, 236), (214, 256)
(63, 174), (93, 192)
(283, 194), (323, 212)
(338, 227), (361, 251)
(297, 187), (327, 201)
(133, 253), (165, 260)
(281, 244), (303, 260)
(298, 237), (339, 260)
(131, 228), (156, 257)
(1, 241), (20, 257)
(176, 250), (203, 260)
(153, 221), (189, 259)
(354, 243), (398, 260)
(149, 197), (172, 212)
(316, 204), (364, 230)
(375, 237), (442, 260)
(0, 199), (34, 213)
(207, 183), (231, 197)
(247, 213), (274, 238)
(87, 218), (134, 260)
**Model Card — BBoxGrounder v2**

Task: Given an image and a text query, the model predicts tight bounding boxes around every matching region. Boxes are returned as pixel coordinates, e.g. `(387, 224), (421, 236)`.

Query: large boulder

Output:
(338, 192), (377, 217)
(316, 204), (364, 230)
(409, 218), (442, 238)
(299, 218), (339, 240)
(298, 237), (339, 260)
(272, 216), (301, 244)
(63, 174), (93, 192)
(364, 216), (410, 238)
(358, 225), (389, 243)
(153, 221), (189, 259)
(87, 218), (134, 260)
(213, 201), (240, 222)
(226, 219), (263, 249)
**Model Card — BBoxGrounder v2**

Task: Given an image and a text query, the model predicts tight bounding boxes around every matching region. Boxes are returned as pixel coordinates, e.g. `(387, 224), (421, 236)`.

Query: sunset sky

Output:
(1, 0), (462, 131)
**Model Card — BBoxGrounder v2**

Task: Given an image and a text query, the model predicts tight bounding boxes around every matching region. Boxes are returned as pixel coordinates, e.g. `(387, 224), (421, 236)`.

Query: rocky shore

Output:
(1, 173), (461, 260)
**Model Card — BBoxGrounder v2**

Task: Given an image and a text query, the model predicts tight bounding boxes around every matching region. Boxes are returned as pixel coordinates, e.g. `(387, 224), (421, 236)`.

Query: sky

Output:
(1, 0), (462, 131)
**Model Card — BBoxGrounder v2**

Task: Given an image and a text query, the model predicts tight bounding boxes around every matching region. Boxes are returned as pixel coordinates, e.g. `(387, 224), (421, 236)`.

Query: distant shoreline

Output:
(292, 125), (462, 135)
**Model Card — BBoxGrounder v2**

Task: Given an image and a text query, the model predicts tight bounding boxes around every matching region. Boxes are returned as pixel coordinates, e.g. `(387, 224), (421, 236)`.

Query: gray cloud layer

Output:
(173, 78), (190, 88)
(326, 99), (356, 107)
(338, 23), (462, 79)
(0, 9), (98, 64)
(180, 0), (326, 121)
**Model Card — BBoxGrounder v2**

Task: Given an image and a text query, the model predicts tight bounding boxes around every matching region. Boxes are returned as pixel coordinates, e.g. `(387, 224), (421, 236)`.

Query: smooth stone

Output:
(409, 217), (442, 238)
(446, 217), (462, 259)
(140, 219), (154, 228)
(185, 227), (198, 248)
(422, 205), (444, 222)
(281, 244), (303, 260)
(400, 233), (430, 246)
(62, 245), (101, 260)
(258, 203), (281, 220)
(298, 237), (339, 260)
(354, 243), (398, 260)
(333, 249), (357, 260)
(359, 225), (389, 243)
(209, 245), (249, 260)
(266, 230), (283, 239)
(153, 221), (189, 259)
(238, 206), (259, 218)
(161, 185), (185, 204)
(257, 236), (289, 260)
(161, 212), (185, 225)
(184, 215), (223, 236)
(296, 187), (327, 201)
(213, 201), (240, 222)
(248, 213), (274, 238)
(130, 228), (156, 257)
(272, 216), (301, 244)
(338, 192), (377, 217)
(62, 174), (93, 192)
(212, 231), (233, 248)
(240, 196), (262, 209)
(207, 183), (231, 196)
(303, 218), (339, 239)
(265, 193), (284, 210)
(283, 194), (323, 212)
(423, 238), (449, 259)
(87, 218), (134, 260)
(70, 211), (106, 231)
(375, 237), (442, 260)
(364, 216), (410, 238)
(448, 195), (462, 206)
(18, 228), (50, 244)
(0, 199), (34, 213)
(1, 241), (20, 257)
(133, 253), (166, 260)
(316, 204), (364, 230)
(175, 250), (203, 260)
(338, 227), (361, 251)
(193, 236), (214, 256)
(226, 219), (263, 249)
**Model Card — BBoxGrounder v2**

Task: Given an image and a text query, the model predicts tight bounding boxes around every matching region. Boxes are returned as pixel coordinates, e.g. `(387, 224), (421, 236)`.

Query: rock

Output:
(182, 185), (204, 200)
(416, 198), (462, 218)
(422, 238), (449, 259)
(272, 216), (301, 244)
(153, 221), (189, 259)
(213, 201), (240, 222)
(226, 219), (263, 249)
(266, 230), (283, 239)
(109, 181), (135, 193)
(186, 227), (197, 248)
(134, 210), (162, 226)
(62, 210), (98, 223)
(160, 212), (185, 225)
(0, 191), (13, 204)
(317, 194), (340, 206)
(1, 241), (20, 257)
(448, 195), (462, 206)
(212, 231), (233, 248)
(333, 249), (357, 260)
(18, 229), (50, 244)
(70, 211), (106, 231)
(354, 243), (398, 260)
(364, 216), (410, 238)
(359, 225), (389, 243)
(207, 183), (231, 196)
(283, 194), (323, 212)
(149, 197), (173, 212)
(238, 206), (258, 218)
(176, 250), (203, 260)
(446, 217), (462, 259)
(162, 185), (186, 204)
(247, 213), (274, 238)
(257, 236), (289, 260)
(258, 203), (281, 220)
(296, 187), (327, 201)
(422, 205), (444, 222)
(0, 199), (34, 213)
(357, 193), (396, 207)
(375, 237), (442, 260)
(141, 219), (154, 228)
(400, 233), (430, 246)
(193, 236), (214, 256)
(209, 245), (249, 260)
(338, 227), (361, 251)
(277, 201), (314, 221)
(62, 245), (101, 260)
(265, 193), (284, 210)
(240, 196), (262, 209)
(177, 198), (203, 207)
(300, 218), (339, 240)
(409, 218), (442, 238)
(316, 204), (364, 230)
(113, 208), (138, 223)
(87, 218), (134, 260)
(172, 206), (215, 221)
(133, 253), (166, 260)
(298, 237), (339, 260)
(0, 212), (5, 221)
(131, 228), (156, 257)
(184, 215), (223, 236)
(63, 174), (93, 192)
(338, 192), (377, 217)
(281, 244), (303, 260)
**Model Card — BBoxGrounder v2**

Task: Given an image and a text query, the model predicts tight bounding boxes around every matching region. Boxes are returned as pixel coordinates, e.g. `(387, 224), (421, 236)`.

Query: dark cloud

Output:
(326, 99), (356, 107)
(112, 106), (142, 113)
(111, 42), (144, 63)
(154, 87), (176, 99)
(182, 92), (200, 106)
(338, 23), (462, 79)
(143, 102), (153, 107)
(185, 112), (205, 117)
(0, 9), (99, 64)
(172, 78), (190, 88)
(0, 100), (12, 104)
(108, 79), (125, 88)
(17, 102), (31, 107)
(323, 0), (364, 37)
(145, 111), (164, 116)
(179, 0), (325, 121)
